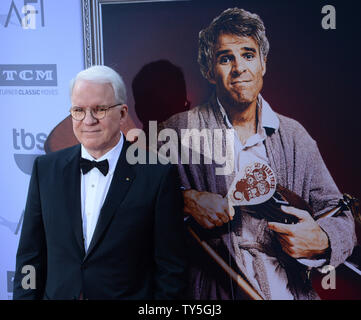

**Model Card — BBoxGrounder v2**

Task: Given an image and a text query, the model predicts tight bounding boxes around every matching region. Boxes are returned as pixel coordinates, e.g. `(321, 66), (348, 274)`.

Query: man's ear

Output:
(262, 57), (267, 76)
(207, 70), (216, 84)
(119, 104), (128, 121)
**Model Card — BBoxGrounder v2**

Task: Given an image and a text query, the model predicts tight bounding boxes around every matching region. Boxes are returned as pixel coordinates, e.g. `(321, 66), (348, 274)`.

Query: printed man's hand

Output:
(183, 189), (235, 229)
(268, 205), (330, 259)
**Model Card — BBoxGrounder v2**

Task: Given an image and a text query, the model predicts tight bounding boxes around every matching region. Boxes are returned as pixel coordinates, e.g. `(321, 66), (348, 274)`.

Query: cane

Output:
(187, 226), (264, 300)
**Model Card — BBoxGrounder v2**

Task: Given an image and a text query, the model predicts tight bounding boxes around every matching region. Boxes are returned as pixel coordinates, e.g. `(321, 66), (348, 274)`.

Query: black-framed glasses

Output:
(69, 104), (122, 121)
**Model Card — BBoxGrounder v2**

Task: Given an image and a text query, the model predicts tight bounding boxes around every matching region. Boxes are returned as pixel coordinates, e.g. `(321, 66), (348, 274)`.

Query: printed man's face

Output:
(254, 170), (264, 182)
(258, 182), (267, 195)
(209, 34), (266, 108)
(247, 176), (255, 186)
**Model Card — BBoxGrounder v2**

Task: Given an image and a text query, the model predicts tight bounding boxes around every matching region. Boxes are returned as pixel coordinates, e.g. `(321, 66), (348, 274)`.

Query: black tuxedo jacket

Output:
(13, 141), (186, 299)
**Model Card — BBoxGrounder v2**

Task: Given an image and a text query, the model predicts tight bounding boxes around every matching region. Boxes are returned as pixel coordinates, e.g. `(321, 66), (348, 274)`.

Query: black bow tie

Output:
(80, 158), (109, 176)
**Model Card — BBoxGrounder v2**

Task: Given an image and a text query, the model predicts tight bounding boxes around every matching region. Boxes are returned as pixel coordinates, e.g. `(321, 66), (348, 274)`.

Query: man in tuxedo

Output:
(13, 65), (187, 300)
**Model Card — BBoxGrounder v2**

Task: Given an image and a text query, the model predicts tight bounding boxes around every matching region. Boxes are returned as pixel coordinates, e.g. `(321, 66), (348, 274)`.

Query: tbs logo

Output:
(1, 0), (45, 29)
(13, 128), (47, 175)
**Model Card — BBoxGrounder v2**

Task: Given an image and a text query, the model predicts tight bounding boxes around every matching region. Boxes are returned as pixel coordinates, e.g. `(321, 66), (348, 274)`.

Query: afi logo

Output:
(3, 0), (45, 29)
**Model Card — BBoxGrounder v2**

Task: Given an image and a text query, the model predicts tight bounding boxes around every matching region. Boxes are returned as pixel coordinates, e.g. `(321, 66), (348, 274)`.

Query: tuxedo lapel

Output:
(84, 141), (135, 260)
(62, 145), (86, 258)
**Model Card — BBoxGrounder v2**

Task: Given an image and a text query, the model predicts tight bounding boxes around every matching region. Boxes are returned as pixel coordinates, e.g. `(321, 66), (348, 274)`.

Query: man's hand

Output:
(183, 189), (235, 229)
(267, 205), (330, 259)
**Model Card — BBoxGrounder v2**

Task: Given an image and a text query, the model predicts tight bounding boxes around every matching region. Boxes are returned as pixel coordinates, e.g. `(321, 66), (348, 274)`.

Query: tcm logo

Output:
(0, 64), (57, 86)
(1, 0), (45, 29)
(13, 128), (47, 175)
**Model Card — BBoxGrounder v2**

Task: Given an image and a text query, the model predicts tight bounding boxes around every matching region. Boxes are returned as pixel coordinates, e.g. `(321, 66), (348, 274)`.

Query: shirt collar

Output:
(216, 94), (279, 132)
(81, 133), (124, 175)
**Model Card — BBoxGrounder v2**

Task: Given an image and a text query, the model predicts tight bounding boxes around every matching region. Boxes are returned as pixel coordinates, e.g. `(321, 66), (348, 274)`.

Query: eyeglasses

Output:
(69, 104), (122, 121)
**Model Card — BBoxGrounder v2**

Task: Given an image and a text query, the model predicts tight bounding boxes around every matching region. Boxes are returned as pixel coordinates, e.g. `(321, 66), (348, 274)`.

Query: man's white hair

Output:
(70, 65), (127, 104)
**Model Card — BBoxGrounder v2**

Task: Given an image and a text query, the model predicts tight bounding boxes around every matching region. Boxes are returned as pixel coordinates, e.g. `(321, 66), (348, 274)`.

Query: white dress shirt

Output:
(218, 96), (325, 299)
(80, 134), (124, 252)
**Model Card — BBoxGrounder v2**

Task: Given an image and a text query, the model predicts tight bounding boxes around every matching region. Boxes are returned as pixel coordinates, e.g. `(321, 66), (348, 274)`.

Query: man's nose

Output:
(232, 56), (246, 75)
(83, 109), (98, 125)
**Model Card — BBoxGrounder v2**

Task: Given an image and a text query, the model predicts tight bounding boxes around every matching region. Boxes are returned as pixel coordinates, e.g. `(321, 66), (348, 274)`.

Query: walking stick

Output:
(187, 226), (263, 300)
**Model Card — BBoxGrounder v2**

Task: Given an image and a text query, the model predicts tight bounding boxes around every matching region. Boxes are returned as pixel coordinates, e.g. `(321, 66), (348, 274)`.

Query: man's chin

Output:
(81, 140), (103, 151)
(226, 93), (256, 109)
